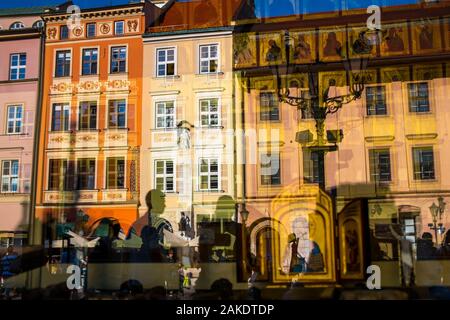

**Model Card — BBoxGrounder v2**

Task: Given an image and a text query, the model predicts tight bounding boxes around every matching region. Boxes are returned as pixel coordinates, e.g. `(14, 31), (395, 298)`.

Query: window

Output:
(9, 22), (24, 30)
(366, 86), (387, 116)
(369, 149), (392, 183)
(413, 147), (435, 180)
(6, 105), (23, 134)
(106, 157), (125, 189)
(303, 149), (322, 185)
(155, 101), (175, 129)
(60, 25), (69, 40)
(32, 20), (44, 29)
(155, 160), (174, 192)
(200, 98), (220, 127)
(260, 153), (281, 185)
(408, 82), (430, 113)
(48, 159), (72, 191)
(402, 218), (417, 245)
(86, 23), (96, 37)
(199, 158), (219, 191)
(114, 21), (124, 35)
(199, 44), (219, 74)
(156, 48), (175, 77)
(78, 102), (97, 130)
(76, 158), (95, 190)
(82, 48), (98, 75)
(108, 100), (126, 128)
(9, 53), (26, 80)
(260, 92), (279, 121)
(1, 160), (19, 193)
(55, 50), (71, 77)
(110, 46), (127, 73)
(51, 103), (70, 132)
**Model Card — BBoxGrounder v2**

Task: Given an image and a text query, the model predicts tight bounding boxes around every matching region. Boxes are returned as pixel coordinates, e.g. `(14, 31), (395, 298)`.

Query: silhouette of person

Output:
(323, 32), (342, 57)
(129, 189), (172, 262)
(306, 241), (324, 272)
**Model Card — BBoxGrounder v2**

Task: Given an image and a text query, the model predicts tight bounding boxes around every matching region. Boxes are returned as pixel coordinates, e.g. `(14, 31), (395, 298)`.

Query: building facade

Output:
(233, 1), (450, 286)
(33, 2), (161, 248)
(141, 0), (241, 265)
(0, 8), (48, 249)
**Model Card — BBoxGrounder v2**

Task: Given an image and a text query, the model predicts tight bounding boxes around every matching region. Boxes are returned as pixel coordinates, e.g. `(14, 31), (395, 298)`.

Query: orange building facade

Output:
(33, 2), (160, 245)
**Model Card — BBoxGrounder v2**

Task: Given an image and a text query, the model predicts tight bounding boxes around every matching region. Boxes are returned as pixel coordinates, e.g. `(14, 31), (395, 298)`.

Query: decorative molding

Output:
(405, 133), (438, 140)
(364, 135), (395, 142)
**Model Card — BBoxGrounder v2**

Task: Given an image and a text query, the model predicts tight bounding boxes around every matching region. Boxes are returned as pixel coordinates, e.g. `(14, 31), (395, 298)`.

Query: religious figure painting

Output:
(381, 66), (410, 83)
(289, 30), (316, 64)
(413, 64), (443, 82)
(444, 17), (450, 51)
(233, 32), (257, 68)
(319, 29), (346, 62)
(381, 24), (409, 56)
(259, 32), (284, 66)
(349, 27), (378, 58)
(412, 19), (442, 54)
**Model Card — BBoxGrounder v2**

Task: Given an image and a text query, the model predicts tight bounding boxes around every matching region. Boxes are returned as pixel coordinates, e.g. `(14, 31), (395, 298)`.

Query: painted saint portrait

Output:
(259, 33), (284, 66)
(412, 19), (442, 54)
(381, 24), (409, 56)
(349, 27), (378, 58)
(233, 33), (257, 68)
(320, 29), (346, 62)
(290, 30), (315, 63)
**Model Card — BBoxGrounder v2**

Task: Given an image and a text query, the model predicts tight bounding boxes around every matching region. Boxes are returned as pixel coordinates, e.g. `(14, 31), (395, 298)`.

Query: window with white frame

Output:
(156, 101), (175, 129)
(1, 160), (19, 193)
(76, 158), (96, 190)
(106, 157), (125, 189)
(110, 46), (127, 73)
(199, 44), (219, 74)
(6, 105), (23, 134)
(155, 160), (174, 192)
(408, 82), (430, 113)
(199, 158), (219, 191)
(108, 100), (126, 128)
(114, 21), (124, 35)
(51, 103), (70, 131)
(200, 98), (220, 127)
(9, 53), (26, 80)
(156, 48), (175, 77)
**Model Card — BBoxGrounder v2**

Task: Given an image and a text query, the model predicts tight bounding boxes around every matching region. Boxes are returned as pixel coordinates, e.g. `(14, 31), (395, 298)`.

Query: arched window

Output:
(10, 21), (25, 30)
(32, 20), (44, 29)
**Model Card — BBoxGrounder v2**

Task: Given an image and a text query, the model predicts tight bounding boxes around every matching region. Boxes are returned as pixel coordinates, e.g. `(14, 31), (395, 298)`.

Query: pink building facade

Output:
(0, 13), (44, 248)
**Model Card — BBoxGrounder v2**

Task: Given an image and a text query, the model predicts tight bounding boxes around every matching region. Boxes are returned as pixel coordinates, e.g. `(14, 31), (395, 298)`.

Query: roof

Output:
(0, 5), (61, 17)
(147, 0), (244, 33)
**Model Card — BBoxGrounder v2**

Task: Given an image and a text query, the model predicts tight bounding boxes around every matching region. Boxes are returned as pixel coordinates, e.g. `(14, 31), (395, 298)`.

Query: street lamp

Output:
(428, 197), (446, 245)
(273, 29), (370, 189)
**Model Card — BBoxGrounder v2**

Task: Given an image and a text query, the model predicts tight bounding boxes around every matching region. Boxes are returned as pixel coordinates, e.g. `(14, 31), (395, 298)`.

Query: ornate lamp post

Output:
(428, 196), (446, 244)
(274, 29), (370, 188)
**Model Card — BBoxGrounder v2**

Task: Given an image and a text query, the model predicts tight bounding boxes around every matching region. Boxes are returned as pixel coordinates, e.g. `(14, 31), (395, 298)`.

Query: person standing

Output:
(1, 246), (18, 298)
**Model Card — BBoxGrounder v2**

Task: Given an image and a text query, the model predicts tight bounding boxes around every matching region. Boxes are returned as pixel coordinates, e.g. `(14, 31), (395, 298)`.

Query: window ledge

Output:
(196, 190), (224, 193)
(0, 133), (29, 137)
(49, 130), (73, 134)
(76, 129), (101, 133)
(154, 75), (181, 80)
(103, 127), (129, 131)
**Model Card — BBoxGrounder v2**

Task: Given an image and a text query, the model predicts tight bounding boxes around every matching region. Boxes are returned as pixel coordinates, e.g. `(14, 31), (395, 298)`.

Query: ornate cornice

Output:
(43, 5), (144, 23)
